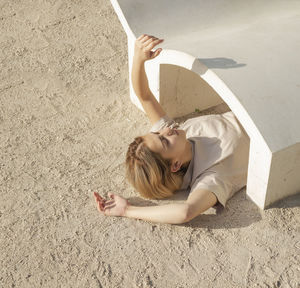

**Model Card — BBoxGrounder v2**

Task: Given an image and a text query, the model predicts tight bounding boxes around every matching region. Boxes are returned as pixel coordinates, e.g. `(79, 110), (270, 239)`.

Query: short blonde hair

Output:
(125, 136), (186, 199)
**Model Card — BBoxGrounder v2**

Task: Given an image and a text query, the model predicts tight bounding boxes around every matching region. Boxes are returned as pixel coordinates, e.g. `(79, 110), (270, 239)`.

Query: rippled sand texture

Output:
(1, 1), (300, 287)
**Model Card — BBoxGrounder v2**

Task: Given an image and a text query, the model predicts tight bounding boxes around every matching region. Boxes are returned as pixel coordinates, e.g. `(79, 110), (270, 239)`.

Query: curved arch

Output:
(153, 49), (269, 153)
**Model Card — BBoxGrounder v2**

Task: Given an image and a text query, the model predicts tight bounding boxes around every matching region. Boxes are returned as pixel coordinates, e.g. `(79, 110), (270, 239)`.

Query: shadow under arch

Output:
(159, 62), (225, 119)
(158, 56), (248, 126)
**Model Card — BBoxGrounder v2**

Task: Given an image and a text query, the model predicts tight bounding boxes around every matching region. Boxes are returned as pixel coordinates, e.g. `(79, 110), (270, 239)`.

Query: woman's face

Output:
(143, 127), (188, 161)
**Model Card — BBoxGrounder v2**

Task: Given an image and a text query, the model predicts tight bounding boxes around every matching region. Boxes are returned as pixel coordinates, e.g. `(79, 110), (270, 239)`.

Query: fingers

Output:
(141, 35), (157, 44)
(135, 34), (164, 61)
(104, 204), (116, 211)
(104, 201), (115, 209)
(94, 192), (102, 199)
(145, 39), (164, 52)
(138, 34), (164, 47)
(143, 37), (163, 49)
(139, 34), (153, 43)
(94, 191), (118, 215)
(104, 199), (114, 206)
(150, 49), (161, 59)
(96, 198), (115, 213)
(98, 202), (113, 215)
(94, 192), (107, 214)
(137, 34), (146, 41)
(95, 195), (114, 212)
(94, 192), (106, 203)
(97, 199), (105, 213)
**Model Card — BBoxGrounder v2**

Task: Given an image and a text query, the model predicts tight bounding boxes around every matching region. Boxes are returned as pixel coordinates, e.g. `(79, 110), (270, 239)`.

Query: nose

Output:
(163, 127), (175, 136)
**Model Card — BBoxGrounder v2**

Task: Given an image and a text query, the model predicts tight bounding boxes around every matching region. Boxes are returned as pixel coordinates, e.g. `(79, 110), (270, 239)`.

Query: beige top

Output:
(149, 111), (250, 207)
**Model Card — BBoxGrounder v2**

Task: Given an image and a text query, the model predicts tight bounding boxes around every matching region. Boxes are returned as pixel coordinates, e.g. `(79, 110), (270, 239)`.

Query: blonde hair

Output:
(125, 136), (187, 199)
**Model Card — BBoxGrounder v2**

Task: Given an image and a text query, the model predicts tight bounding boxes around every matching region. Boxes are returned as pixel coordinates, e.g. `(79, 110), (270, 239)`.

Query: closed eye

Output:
(151, 132), (168, 148)
(161, 137), (169, 146)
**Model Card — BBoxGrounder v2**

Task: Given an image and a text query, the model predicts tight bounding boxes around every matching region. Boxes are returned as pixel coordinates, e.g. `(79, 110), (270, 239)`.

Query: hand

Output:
(134, 34), (164, 63)
(93, 192), (129, 217)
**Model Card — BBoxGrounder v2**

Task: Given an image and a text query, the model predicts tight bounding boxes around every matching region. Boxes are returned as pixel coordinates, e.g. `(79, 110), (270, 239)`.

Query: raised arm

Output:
(131, 34), (166, 125)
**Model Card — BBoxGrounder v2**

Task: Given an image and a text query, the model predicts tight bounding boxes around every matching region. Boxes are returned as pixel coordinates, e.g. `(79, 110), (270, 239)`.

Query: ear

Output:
(171, 161), (182, 173)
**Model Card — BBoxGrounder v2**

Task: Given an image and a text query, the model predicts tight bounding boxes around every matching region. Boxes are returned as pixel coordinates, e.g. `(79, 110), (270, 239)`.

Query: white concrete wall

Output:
(266, 144), (300, 207)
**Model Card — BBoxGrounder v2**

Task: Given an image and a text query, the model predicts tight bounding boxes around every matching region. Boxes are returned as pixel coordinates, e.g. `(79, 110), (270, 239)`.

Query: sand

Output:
(1, 0), (300, 287)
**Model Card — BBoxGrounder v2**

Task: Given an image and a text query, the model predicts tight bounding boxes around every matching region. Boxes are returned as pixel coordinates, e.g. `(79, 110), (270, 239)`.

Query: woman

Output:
(94, 34), (250, 224)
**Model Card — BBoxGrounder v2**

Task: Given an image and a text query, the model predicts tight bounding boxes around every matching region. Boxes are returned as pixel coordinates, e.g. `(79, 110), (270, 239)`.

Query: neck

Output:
(182, 139), (193, 167)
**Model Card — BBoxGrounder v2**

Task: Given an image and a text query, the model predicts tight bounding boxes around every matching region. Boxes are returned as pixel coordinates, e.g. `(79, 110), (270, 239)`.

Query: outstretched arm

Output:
(124, 203), (189, 224)
(126, 188), (218, 224)
(94, 188), (217, 224)
(94, 192), (188, 224)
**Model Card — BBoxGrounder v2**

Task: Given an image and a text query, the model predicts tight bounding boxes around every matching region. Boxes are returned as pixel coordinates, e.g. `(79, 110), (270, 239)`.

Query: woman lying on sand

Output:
(94, 34), (250, 224)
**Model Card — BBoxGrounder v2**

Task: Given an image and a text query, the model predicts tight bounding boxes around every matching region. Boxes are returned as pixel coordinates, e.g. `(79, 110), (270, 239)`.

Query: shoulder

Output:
(190, 169), (233, 208)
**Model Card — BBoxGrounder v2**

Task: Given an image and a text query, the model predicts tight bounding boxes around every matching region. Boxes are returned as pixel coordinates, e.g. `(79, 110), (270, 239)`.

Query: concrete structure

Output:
(110, 0), (300, 209)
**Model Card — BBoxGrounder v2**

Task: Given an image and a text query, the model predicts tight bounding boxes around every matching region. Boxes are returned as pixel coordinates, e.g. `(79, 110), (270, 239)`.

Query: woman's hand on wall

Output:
(133, 34), (164, 63)
(94, 192), (130, 217)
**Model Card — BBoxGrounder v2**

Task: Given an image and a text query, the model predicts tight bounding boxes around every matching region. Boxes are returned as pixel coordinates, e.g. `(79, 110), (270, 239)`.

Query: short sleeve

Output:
(149, 115), (180, 133)
(190, 170), (235, 207)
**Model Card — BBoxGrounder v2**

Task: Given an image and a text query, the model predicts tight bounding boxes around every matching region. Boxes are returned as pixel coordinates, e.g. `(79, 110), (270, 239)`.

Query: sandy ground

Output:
(1, 1), (300, 287)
